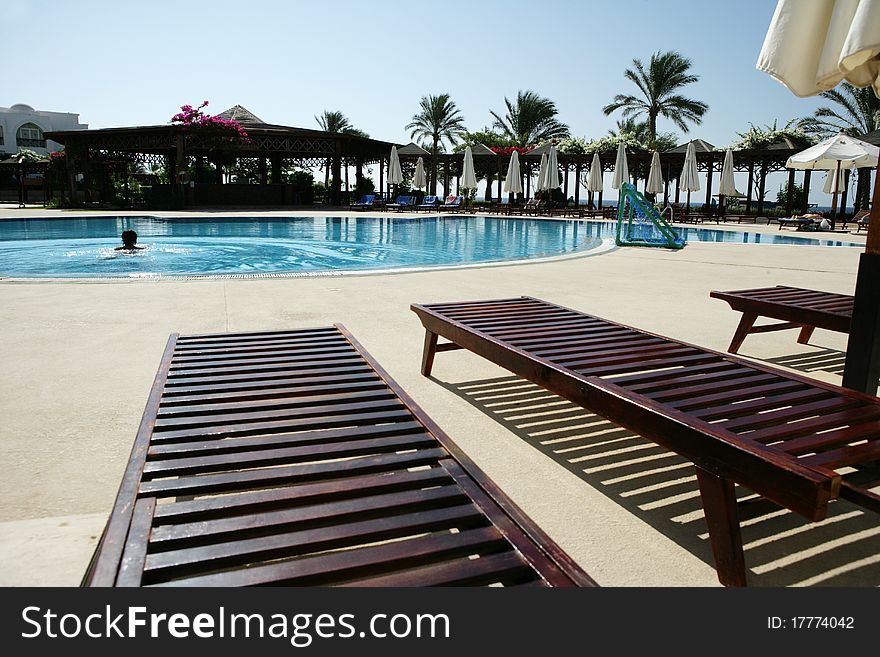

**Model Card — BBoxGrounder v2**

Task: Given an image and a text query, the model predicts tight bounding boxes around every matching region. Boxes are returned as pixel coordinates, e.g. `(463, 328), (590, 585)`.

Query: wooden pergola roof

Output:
(45, 105), (399, 169)
(399, 139), (805, 176)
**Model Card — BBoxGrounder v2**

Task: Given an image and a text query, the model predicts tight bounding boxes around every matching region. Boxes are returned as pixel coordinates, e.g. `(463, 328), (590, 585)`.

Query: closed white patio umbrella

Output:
(611, 142), (629, 190)
(460, 146), (478, 207)
(587, 153), (603, 209)
(413, 156), (426, 190)
(646, 151), (664, 195)
(388, 146), (403, 200)
(718, 149), (741, 216)
(679, 141), (701, 210)
(587, 153), (603, 192)
(757, 0), (880, 97)
(718, 149), (741, 196)
(541, 144), (560, 191)
(503, 150), (523, 199)
(536, 152), (548, 196)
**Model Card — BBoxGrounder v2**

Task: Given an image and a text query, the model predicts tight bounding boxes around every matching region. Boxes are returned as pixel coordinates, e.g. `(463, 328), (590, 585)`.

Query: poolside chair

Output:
(417, 195), (440, 211)
(710, 285), (853, 354)
(386, 195), (416, 211)
(83, 326), (595, 588)
(349, 194), (377, 211)
(776, 214), (822, 230)
(411, 296), (880, 587)
(853, 209), (870, 232)
(438, 195), (463, 212)
(508, 198), (540, 216)
(522, 198), (542, 216)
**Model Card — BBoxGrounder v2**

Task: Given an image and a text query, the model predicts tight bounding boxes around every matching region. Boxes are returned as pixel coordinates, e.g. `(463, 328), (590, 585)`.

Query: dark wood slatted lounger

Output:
(411, 296), (880, 587)
(710, 286), (853, 354)
(84, 325), (594, 587)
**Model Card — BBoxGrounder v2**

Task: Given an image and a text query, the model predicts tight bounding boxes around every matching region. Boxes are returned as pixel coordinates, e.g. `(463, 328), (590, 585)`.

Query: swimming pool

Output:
(0, 215), (863, 278)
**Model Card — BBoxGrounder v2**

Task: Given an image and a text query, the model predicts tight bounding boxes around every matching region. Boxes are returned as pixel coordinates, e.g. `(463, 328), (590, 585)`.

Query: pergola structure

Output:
(392, 136), (829, 215)
(42, 104), (872, 214)
(45, 106), (397, 206)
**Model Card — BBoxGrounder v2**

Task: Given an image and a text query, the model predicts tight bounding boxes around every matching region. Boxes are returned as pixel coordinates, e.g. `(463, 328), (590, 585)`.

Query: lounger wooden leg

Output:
(796, 325), (815, 345)
(727, 312), (758, 354)
(695, 467), (747, 587)
(421, 330), (439, 377)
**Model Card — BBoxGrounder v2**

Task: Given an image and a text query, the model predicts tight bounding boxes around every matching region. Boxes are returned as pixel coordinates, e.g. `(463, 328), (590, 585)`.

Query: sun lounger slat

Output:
(177, 327), (339, 344)
(609, 361), (748, 390)
(800, 442), (880, 470)
(646, 372), (782, 402)
(143, 505), (488, 583)
(532, 335), (664, 358)
(338, 550), (535, 587)
(143, 434), (438, 477)
(411, 295), (880, 587)
(664, 380), (809, 412)
(747, 406), (880, 443)
(169, 349), (363, 371)
(139, 449), (450, 497)
(719, 397), (861, 432)
(166, 356), (367, 379)
(152, 468), (452, 522)
(149, 486), (474, 548)
(170, 345), (356, 365)
(152, 526), (510, 587)
(173, 334), (350, 353)
(772, 419), (880, 455)
(86, 325), (594, 588)
(149, 408), (420, 443)
(157, 387), (397, 417)
(690, 388), (833, 421)
(160, 377), (385, 406)
(512, 327), (645, 350)
(162, 366), (376, 390)
(148, 421), (425, 457)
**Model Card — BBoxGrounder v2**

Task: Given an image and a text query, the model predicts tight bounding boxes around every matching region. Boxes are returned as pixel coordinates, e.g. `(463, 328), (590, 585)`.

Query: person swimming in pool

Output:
(114, 230), (145, 251)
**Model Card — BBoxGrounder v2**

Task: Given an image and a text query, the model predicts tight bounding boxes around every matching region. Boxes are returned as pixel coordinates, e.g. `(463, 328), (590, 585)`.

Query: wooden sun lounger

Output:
(776, 216), (820, 230)
(83, 325), (594, 587)
(710, 286), (853, 354)
(411, 296), (880, 587)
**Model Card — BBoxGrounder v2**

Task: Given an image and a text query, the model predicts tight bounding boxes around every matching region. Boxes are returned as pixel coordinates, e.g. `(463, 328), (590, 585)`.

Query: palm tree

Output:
(797, 82), (879, 208)
(603, 50), (708, 144)
(490, 90), (570, 147)
(797, 82), (880, 138)
(315, 110), (368, 188)
(315, 110), (353, 134)
(405, 94), (466, 191)
(608, 118), (677, 152)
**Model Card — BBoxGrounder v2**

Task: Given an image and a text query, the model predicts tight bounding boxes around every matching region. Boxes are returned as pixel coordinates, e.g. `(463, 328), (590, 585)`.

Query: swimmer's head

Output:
(121, 230), (138, 248)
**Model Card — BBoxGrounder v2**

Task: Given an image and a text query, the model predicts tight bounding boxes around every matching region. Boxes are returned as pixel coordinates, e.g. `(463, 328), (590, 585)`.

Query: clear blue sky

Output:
(2, 0), (851, 206)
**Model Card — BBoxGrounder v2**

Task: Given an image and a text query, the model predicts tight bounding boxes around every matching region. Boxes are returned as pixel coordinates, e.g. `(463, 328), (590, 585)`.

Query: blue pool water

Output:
(0, 215), (863, 278)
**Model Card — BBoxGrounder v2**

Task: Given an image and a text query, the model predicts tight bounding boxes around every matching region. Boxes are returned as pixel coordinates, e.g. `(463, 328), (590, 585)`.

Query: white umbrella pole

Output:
(831, 160), (841, 227)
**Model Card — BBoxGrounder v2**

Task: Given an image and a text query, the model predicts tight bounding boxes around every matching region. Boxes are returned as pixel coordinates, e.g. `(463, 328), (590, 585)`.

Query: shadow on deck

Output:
(437, 374), (879, 587)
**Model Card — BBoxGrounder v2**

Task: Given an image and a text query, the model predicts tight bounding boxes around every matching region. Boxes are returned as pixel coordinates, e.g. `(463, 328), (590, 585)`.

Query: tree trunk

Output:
(432, 136), (439, 193)
(856, 167), (871, 211)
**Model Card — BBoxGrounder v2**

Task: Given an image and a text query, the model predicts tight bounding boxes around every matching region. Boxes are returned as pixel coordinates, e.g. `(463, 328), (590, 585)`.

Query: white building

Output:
(0, 104), (87, 157)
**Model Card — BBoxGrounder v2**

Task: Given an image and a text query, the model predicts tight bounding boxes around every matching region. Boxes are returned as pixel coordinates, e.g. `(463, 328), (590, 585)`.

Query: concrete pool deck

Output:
(0, 208), (876, 587)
